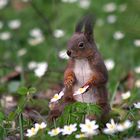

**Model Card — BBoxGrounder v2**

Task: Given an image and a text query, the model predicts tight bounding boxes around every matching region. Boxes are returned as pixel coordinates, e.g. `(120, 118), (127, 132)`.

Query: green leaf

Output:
(8, 112), (15, 121)
(73, 102), (87, 109)
(0, 126), (5, 139)
(88, 104), (102, 116)
(0, 112), (4, 122)
(17, 87), (28, 95)
(28, 87), (37, 94)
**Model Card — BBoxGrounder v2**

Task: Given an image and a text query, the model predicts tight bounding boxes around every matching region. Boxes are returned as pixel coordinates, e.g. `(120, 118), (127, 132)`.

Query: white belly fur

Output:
(73, 59), (97, 103)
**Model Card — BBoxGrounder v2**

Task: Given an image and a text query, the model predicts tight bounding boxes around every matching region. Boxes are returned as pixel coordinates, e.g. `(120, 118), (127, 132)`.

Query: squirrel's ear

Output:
(75, 17), (85, 33)
(84, 15), (95, 42)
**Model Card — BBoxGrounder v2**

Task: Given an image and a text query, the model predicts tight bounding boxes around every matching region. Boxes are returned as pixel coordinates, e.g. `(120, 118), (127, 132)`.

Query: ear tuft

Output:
(84, 15), (96, 42)
(75, 15), (96, 41)
(75, 17), (86, 33)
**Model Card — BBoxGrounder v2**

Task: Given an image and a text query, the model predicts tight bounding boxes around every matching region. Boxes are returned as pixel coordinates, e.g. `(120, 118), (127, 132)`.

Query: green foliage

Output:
(57, 102), (101, 126)
(17, 87), (28, 95)
(0, 112), (5, 122)
(0, 0), (140, 139)
(17, 87), (37, 95)
(28, 87), (37, 94)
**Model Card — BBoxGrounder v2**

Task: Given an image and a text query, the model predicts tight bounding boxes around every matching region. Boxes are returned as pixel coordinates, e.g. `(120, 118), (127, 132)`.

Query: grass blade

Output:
(19, 113), (24, 140)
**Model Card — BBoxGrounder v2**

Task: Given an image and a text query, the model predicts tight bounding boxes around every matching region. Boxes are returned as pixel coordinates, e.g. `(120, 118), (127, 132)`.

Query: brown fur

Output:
(48, 16), (110, 121)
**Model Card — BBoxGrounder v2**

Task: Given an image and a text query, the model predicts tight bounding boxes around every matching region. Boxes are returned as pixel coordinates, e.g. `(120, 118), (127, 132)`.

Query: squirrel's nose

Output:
(67, 50), (71, 56)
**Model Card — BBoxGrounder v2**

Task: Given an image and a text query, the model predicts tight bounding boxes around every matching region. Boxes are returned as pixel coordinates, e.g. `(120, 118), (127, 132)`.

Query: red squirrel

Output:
(48, 16), (110, 120)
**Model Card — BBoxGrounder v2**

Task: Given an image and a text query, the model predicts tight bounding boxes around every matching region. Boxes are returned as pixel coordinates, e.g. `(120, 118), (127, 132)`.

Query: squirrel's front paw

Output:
(64, 77), (74, 88)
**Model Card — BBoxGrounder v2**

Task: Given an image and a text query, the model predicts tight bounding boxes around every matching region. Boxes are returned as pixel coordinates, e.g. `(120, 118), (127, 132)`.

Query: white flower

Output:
(30, 28), (43, 38)
(26, 127), (38, 137)
(49, 102), (56, 110)
(48, 127), (61, 136)
(103, 2), (117, 13)
(26, 122), (47, 137)
(8, 19), (21, 29)
(96, 19), (104, 26)
(28, 37), (44, 46)
(61, 123), (77, 135)
(134, 66), (140, 74)
(103, 119), (118, 135)
(28, 28), (44, 46)
(118, 4), (127, 12)
(34, 62), (48, 77)
(79, 0), (90, 9)
(28, 61), (38, 70)
(0, 0), (8, 9)
(58, 49), (69, 60)
(0, 95), (17, 109)
(138, 121), (140, 129)
(104, 59), (115, 71)
(1, 95), (13, 102)
(134, 102), (140, 109)
(113, 31), (124, 40)
(28, 61), (48, 77)
(117, 120), (133, 132)
(50, 90), (64, 102)
(53, 29), (65, 38)
(107, 15), (117, 24)
(0, 21), (3, 29)
(73, 85), (89, 96)
(61, 0), (77, 3)
(34, 122), (47, 131)
(68, 0), (77, 3)
(15, 65), (22, 72)
(61, 0), (68, 2)
(0, 32), (11, 40)
(80, 119), (99, 136)
(121, 91), (131, 100)
(75, 133), (87, 139)
(135, 80), (140, 88)
(134, 39), (140, 47)
(17, 48), (27, 56)
(22, 0), (29, 2)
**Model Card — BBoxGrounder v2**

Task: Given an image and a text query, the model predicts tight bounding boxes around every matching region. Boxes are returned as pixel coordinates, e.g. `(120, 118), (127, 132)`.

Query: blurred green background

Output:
(0, 0), (140, 139)
(0, 0), (140, 92)
(0, 0), (140, 104)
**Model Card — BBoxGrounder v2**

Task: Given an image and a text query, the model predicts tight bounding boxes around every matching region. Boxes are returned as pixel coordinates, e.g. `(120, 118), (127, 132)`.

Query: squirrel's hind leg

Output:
(96, 87), (110, 122)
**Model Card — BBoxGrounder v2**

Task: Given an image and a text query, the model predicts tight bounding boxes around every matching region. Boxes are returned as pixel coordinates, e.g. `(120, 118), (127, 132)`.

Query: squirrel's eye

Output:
(78, 42), (84, 48)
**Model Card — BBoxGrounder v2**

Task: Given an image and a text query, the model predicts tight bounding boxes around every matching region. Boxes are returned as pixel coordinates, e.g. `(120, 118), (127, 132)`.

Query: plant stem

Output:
(110, 82), (119, 108)
(87, 103), (90, 115)
(53, 118), (56, 128)
(19, 113), (24, 140)
(67, 114), (71, 125)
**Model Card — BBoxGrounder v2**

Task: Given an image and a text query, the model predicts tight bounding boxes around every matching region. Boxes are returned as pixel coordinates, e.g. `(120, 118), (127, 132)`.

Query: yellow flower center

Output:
(109, 124), (115, 130)
(86, 124), (92, 129)
(53, 129), (59, 135)
(79, 134), (85, 138)
(54, 94), (59, 99)
(66, 126), (72, 131)
(31, 128), (36, 133)
(78, 88), (85, 93)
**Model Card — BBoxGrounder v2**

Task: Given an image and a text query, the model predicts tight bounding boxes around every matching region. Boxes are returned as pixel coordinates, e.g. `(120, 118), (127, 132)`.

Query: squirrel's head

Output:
(67, 16), (97, 59)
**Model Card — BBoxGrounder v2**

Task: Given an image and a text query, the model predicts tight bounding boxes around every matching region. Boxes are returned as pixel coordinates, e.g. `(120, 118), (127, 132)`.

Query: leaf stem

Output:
(19, 113), (24, 140)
